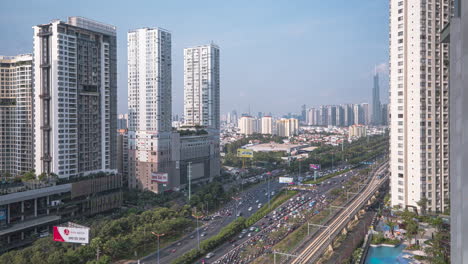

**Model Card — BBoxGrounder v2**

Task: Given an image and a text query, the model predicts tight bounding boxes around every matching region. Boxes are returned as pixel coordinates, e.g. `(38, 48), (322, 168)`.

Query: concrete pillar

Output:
(34, 198), (37, 217)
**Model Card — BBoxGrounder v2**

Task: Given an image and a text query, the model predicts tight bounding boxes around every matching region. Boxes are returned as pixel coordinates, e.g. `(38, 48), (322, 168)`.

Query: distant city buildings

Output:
(183, 44), (220, 129)
(276, 118), (298, 137)
(372, 72), (382, 125)
(238, 116), (257, 135)
(0, 54), (33, 177)
(261, 116), (273, 135)
(348, 124), (367, 139)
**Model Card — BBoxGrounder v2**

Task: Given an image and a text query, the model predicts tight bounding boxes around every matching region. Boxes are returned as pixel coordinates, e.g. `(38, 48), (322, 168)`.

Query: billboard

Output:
(53, 226), (89, 244)
(279, 177), (294, 183)
(151, 172), (169, 183)
(309, 164), (321, 170)
(237, 148), (254, 158)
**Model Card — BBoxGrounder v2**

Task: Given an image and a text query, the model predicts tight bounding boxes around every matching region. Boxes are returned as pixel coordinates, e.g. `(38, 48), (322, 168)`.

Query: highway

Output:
(290, 162), (389, 264)
(209, 167), (359, 264)
(139, 173), (284, 264)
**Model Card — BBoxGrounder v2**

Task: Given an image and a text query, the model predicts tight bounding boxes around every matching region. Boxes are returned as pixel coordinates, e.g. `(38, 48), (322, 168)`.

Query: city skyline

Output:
(0, 0), (389, 115)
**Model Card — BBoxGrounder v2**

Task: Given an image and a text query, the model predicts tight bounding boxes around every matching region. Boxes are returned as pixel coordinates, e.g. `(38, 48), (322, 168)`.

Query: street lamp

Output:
(192, 210), (204, 250)
(151, 232), (165, 264)
(232, 196), (241, 218)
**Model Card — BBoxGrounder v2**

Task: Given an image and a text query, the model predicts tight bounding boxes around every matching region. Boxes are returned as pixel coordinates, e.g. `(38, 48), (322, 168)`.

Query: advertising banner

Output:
(309, 164), (321, 170)
(279, 177), (294, 183)
(151, 172), (169, 183)
(237, 148), (254, 158)
(53, 226), (89, 244)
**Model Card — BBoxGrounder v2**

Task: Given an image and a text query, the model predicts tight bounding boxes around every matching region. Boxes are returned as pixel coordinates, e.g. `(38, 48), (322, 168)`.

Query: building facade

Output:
(372, 72), (382, 125)
(276, 118), (298, 137)
(389, 0), (451, 212)
(33, 17), (117, 178)
(261, 116), (273, 134)
(183, 44), (220, 130)
(447, 0), (468, 261)
(0, 54), (33, 177)
(238, 116), (257, 135)
(127, 27), (173, 193)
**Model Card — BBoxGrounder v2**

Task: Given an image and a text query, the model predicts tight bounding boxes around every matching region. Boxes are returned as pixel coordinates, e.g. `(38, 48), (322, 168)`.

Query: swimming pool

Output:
(365, 244), (412, 264)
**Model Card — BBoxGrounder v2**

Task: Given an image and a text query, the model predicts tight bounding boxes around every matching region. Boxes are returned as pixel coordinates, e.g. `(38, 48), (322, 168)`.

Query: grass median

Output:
(171, 189), (297, 264)
(303, 168), (351, 185)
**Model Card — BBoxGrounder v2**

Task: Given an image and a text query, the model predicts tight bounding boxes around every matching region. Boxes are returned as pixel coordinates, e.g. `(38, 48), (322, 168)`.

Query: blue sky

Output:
(0, 0), (389, 115)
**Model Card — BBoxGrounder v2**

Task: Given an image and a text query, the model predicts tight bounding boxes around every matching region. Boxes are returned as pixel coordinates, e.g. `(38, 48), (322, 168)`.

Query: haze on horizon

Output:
(0, 0), (389, 115)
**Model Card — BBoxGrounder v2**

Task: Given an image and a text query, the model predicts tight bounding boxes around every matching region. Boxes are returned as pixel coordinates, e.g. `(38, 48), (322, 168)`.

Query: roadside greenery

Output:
(172, 190), (297, 264)
(0, 207), (193, 264)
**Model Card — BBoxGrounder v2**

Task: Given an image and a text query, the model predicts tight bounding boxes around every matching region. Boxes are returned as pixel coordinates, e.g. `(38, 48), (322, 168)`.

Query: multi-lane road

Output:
(140, 175), (284, 264)
(290, 162), (389, 264)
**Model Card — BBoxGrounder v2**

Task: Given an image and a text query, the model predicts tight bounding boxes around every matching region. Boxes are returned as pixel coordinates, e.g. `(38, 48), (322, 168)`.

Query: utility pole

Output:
(188, 162), (192, 201)
(96, 246), (101, 261)
(192, 210), (204, 250)
(151, 232), (165, 264)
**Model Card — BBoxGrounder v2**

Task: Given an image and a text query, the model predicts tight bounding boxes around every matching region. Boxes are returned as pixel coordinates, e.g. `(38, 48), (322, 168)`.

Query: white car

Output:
(248, 207), (253, 211)
(206, 252), (215, 259)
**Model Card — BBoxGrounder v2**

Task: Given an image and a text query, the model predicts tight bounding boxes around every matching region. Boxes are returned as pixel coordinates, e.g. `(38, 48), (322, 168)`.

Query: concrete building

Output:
(238, 116), (257, 135)
(117, 129), (128, 186)
(335, 105), (345, 127)
(127, 27), (173, 193)
(353, 104), (364, 125)
(183, 44), (220, 129)
(33, 17), (117, 178)
(261, 116), (273, 134)
(276, 118), (298, 137)
(389, 0), (451, 212)
(381, 103), (389, 126)
(318, 106), (328, 126)
(0, 54), (33, 177)
(372, 72), (382, 125)
(306, 108), (316, 126)
(348, 124), (367, 139)
(446, 0), (468, 261)
(361, 103), (370, 125)
(344, 104), (355, 126)
(117, 114), (128, 130)
(327, 105), (337, 126)
(0, 173), (122, 252)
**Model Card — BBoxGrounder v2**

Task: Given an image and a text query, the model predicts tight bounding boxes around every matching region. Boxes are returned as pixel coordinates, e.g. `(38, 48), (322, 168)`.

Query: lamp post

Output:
(151, 232), (165, 264)
(232, 196), (241, 218)
(192, 210), (204, 250)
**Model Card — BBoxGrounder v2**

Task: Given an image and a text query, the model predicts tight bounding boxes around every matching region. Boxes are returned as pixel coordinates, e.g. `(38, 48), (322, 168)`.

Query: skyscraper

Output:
(127, 27), (172, 192)
(0, 54), (33, 176)
(447, 0), (467, 261)
(389, 0), (451, 212)
(183, 44), (220, 130)
(361, 103), (370, 125)
(33, 17), (117, 178)
(336, 105), (345, 127)
(372, 72), (382, 125)
(353, 104), (364, 125)
(261, 116), (273, 134)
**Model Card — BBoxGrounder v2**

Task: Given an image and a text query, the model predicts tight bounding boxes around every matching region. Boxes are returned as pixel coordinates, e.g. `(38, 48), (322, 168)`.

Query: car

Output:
(206, 252), (215, 259)
(256, 200), (259, 203)
(242, 229), (248, 233)
(248, 207), (253, 211)
(201, 232), (207, 237)
(190, 235), (195, 239)
(248, 232), (252, 237)
(258, 204), (262, 208)
(249, 226), (256, 231)
(238, 234), (244, 239)
(176, 242), (181, 246)
(171, 249), (176, 253)
(237, 212), (242, 217)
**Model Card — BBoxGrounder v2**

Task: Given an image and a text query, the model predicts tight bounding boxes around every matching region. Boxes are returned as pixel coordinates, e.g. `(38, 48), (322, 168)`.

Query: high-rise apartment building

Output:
(327, 105), (337, 126)
(127, 27), (173, 193)
(447, 0), (468, 261)
(389, 0), (451, 212)
(353, 104), (364, 125)
(336, 105), (345, 127)
(33, 17), (117, 178)
(261, 116), (273, 134)
(238, 116), (257, 135)
(183, 44), (220, 130)
(306, 108), (316, 125)
(0, 54), (33, 176)
(372, 72), (382, 125)
(361, 103), (370, 125)
(344, 104), (355, 126)
(276, 118), (298, 137)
